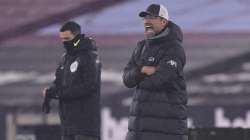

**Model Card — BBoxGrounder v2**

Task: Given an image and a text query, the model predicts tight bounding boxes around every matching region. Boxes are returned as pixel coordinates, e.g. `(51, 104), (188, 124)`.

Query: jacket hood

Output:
(167, 21), (183, 42)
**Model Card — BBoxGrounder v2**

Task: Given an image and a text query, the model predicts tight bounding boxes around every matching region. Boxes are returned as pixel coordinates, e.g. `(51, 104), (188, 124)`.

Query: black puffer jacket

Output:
(123, 21), (188, 140)
(47, 34), (101, 137)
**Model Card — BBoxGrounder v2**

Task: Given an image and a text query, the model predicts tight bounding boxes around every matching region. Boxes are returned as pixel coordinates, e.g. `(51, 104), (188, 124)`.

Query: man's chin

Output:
(145, 31), (155, 39)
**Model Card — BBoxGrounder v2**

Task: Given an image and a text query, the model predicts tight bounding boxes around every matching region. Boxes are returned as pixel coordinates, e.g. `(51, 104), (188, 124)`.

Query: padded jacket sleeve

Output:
(123, 47), (146, 88)
(139, 47), (185, 90)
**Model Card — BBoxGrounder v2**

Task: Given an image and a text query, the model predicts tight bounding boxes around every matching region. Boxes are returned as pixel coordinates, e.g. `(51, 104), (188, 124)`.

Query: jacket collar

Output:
(66, 34), (97, 55)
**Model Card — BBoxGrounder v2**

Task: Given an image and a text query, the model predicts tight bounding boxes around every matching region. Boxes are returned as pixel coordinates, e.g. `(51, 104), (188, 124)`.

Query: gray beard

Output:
(147, 27), (170, 40)
(145, 31), (156, 39)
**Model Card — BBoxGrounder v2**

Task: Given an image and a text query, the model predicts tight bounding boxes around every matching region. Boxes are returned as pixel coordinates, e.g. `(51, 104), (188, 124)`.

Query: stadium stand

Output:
(1, 0), (250, 110)
(1, 1), (250, 139)
(0, 0), (91, 33)
(39, 0), (250, 34)
(0, 0), (128, 43)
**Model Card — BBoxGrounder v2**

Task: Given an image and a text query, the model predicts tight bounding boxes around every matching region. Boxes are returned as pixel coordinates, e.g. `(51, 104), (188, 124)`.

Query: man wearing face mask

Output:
(123, 4), (188, 140)
(42, 21), (101, 140)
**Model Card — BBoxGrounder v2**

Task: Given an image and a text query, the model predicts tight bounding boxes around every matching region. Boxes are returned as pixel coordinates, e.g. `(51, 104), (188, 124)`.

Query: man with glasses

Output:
(123, 4), (188, 140)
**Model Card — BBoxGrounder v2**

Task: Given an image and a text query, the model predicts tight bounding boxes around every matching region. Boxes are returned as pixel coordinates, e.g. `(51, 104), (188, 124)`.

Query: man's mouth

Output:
(145, 25), (153, 30)
(144, 24), (155, 38)
(145, 25), (154, 33)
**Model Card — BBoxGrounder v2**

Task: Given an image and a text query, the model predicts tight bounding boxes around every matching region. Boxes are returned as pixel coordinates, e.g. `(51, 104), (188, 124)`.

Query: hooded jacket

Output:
(123, 21), (188, 140)
(47, 34), (101, 137)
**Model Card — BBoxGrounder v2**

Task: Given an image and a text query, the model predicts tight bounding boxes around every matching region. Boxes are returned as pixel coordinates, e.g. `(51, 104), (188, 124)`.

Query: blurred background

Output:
(1, 0), (250, 140)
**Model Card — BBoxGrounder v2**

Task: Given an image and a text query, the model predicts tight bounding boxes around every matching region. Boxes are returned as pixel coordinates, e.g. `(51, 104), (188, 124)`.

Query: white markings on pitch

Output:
(0, 70), (123, 86)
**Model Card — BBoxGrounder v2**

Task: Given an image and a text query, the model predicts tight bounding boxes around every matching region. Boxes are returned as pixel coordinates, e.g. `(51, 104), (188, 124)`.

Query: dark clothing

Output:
(46, 34), (101, 138)
(123, 21), (188, 140)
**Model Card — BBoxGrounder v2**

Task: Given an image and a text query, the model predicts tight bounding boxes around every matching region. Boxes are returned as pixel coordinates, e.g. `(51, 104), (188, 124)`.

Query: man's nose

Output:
(144, 19), (151, 24)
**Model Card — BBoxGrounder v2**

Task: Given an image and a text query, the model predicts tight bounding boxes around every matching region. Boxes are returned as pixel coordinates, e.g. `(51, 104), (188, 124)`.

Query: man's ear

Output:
(161, 19), (168, 25)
